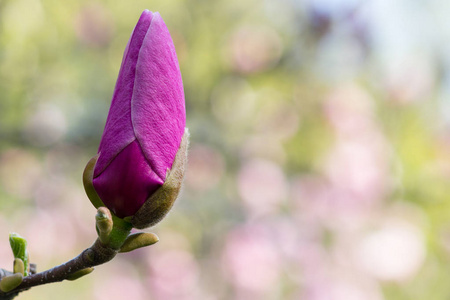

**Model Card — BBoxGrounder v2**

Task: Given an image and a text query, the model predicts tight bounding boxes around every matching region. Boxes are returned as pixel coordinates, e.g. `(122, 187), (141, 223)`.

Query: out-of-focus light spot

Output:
(315, 33), (365, 81)
(222, 225), (281, 294)
(225, 25), (283, 74)
(94, 261), (147, 300)
(0, 149), (42, 199)
(290, 175), (348, 227)
(0, 216), (14, 269)
(33, 177), (66, 208)
(355, 219), (426, 282)
(23, 104), (67, 147)
(44, 144), (85, 176)
(241, 134), (286, 163)
(302, 274), (383, 300)
(385, 55), (434, 104)
(323, 85), (375, 137)
(2, 0), (44, 43)
(147, 250), (200, 299)
(210, 77), (256, 126)
(254, 96), (300, 140)
(186, 144), (225, 192)
(238, 159), (287, 216)
(20, 209), (78, 266)
(152, 229), (192, 253)
(361, 0), (434, 71)
(74, 3), (114, 48)
(322, 84), (391, 211)
(324, 139), (388, 204)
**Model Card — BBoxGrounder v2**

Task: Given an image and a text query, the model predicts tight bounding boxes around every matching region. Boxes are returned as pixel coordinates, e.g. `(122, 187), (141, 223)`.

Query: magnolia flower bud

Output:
(83, 10), (187, 228)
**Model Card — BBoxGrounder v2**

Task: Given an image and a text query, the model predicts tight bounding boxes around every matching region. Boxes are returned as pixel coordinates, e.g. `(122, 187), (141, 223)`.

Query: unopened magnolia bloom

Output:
(83, 10), (188, 229)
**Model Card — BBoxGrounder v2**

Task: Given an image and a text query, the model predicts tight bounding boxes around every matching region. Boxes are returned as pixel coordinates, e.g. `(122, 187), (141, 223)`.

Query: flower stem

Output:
(108, 215), (133, 250)
(0, 209), (133, 299)
(0, 238), (116, 299)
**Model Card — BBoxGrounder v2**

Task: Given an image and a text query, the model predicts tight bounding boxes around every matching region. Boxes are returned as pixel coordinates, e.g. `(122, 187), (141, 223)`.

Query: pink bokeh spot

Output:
(237, 159), (287, 217)
(147, 249), (200, 300)
(222, 225), (281, 294)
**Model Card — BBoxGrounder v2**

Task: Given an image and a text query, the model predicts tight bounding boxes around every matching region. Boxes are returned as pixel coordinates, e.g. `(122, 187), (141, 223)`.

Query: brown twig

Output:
(0, 239), (117, 299)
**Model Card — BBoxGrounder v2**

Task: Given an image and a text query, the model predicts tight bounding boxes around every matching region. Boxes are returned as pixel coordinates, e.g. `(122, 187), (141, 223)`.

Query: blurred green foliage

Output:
(1, 0), (450, 299)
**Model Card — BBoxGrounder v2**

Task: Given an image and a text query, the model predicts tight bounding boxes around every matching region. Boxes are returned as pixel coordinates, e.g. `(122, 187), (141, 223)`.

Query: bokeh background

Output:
(0, 0), (449, 299)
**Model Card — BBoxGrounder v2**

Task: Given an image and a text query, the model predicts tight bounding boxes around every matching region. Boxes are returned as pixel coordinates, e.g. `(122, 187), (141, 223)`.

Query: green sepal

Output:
(0, 273), (23, 292)
(9, 233), (28, 276)
(66, 267), (94, 281)
(119, 232), (159, 253)
(130, 129), (189, 229)
(83, 155), (105, 209)
(13, 258), (24, 275)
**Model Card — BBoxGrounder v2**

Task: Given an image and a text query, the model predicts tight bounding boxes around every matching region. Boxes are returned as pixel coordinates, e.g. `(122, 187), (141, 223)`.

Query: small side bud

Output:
(130, 129), (189, 229)
(66, 267), (94, 281)
(13, 258), (24, 275)
(119, 232), (159, 253)
(0, 273), (23, 292)
(96, 207), (113, 244)
(9, 233), (28, 276)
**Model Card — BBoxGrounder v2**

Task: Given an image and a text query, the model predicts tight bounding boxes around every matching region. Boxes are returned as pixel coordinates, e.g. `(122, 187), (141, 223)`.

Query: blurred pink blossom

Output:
(22, 209), (79, 264)
(146, 249), (200, 300)
(0, 148), (43, 200)
(74, 3), (114, 48)
(221, 224), (281, 297)
(324, 139), (389, 208)
(323, 84), (375, 139)
(225, 25), (283, 74)
(291, 175), (333, 224)
(237, 159), (288, 217)
(320, 84), (391, 217)
(354, 218), (426, 282)
(241, 134), (286, 164)
(253, 93), (300, 141)
(94, 261), (147, 300)
(301, 272), (383, 300)
(186, 144), (225, 192)
(23, 104), (67, 146)
(385, 55), (434, 104)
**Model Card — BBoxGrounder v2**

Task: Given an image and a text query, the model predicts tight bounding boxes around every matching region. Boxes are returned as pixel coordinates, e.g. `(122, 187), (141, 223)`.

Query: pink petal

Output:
(94, 10), (154, 177)
(93, 140), (163, 217)
(132, 12), (186, 181)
